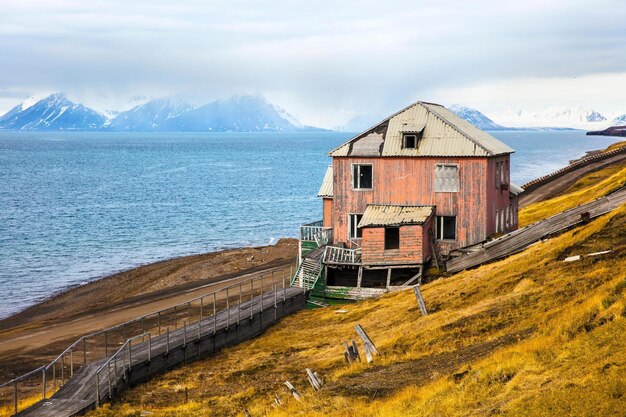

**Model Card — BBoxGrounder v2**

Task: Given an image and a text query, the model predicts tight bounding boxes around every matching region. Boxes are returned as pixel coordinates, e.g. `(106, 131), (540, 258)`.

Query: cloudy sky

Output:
(1, 0), (626, 127)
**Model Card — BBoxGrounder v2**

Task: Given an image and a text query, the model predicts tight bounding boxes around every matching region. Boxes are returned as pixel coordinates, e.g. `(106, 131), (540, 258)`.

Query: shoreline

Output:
(0, 238), (298, 381)
(0, 238), (298, 332)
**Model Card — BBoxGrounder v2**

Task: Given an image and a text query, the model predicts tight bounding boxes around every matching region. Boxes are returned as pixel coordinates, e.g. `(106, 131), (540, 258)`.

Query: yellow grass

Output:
(0, 395), (41, 417)
(86, 189), (626, 417)
(606, 140), (626, 152)
(519, 164), (626, 227)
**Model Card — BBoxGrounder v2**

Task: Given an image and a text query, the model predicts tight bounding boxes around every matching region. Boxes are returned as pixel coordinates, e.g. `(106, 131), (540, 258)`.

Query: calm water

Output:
(0, 130), (620, 318)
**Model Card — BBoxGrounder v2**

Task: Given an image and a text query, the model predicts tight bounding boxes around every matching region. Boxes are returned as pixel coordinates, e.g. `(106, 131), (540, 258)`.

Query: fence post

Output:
(184, 321), (187, 346)
(148, 333), (152, 362)
(105, 331), (108, 357)
(200, 296), (204, 322)
(283, 271), (286, 302)
(158, 311), (161, 335)
(42, 368), (46, 399)
(83, 338), (87, 365)
(226, 287), (230, 328)
(174, 305), (178, 329)
(238, 282), (242, 324)
(250, 278), (254, 319)
(129, 340), (132, 368)
(14, 381), (18, 415)
(70, 350), (74, 377)
(213, 293), (217, 334)
(52, 362), (56, 392)
(166, 327), (170, 354)
(61, 354), (65, 383)
(107, 362), (112, 399)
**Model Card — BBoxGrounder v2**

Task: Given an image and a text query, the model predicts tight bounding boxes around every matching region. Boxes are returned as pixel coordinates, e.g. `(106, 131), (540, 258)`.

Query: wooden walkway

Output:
(16, 287), (306, 417)
(446, 186), (626, 273)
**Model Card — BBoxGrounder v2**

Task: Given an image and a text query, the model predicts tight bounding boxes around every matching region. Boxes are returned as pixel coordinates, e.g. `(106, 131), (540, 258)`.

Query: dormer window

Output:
(402, 131), (422, 149)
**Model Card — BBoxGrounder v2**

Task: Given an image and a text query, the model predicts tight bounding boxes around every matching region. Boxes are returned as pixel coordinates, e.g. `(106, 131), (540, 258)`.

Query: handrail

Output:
(0, 266), (287, 390)
(95, 332), (151, 407)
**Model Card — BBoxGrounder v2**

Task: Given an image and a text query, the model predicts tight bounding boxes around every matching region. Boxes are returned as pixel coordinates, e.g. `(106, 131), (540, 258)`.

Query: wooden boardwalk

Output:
(446, 186), (626, 273)
(16, 287), (306, 417)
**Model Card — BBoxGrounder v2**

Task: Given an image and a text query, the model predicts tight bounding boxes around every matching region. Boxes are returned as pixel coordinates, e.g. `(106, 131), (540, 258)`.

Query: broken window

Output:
(436, 216), (456, 240)
(349, 213), (363, 239)
(352, 164), (373, 189)
(384, 227), (400, 250)
(402, 133), (420, 149)
(434, 164), (459, 192)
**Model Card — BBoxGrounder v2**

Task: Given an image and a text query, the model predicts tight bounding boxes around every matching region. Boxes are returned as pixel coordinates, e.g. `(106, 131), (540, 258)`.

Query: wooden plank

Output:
(446, 187), (626, 273)
(17, 287), (306, 417)
(413, 285), (428, 316)
(354, 324), (379, 363)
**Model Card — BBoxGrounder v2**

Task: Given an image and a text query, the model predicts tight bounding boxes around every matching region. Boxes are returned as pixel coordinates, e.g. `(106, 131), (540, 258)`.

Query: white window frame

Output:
(434, 163), (460, 193)
(435, 215), (457, 241)
(348, 213), (363, 239)
(351, 163), (373, 190)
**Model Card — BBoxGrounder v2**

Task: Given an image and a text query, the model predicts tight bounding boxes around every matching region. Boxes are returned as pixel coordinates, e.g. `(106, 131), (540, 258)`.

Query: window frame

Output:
(434, 163), (460, 193)
(435, 215), (457, 241)
(351, 163), (373, 191)
(402, 134), (418, 149)
(384, 227), (400, 250)
(348, 213), (363, 240)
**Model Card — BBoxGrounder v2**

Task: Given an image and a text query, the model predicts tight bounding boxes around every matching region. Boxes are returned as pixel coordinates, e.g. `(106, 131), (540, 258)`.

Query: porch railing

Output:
(323, 245), (361, 265)
(300, 220), (332, 245)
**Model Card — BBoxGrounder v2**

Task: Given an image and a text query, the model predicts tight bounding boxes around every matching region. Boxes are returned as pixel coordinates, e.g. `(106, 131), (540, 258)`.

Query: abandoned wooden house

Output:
(294, 101), (524, 299)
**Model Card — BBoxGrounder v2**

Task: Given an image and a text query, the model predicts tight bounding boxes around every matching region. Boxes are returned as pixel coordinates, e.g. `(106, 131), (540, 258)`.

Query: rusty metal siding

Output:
(332, 156), (489, 253)
(361, 225), (425, 265)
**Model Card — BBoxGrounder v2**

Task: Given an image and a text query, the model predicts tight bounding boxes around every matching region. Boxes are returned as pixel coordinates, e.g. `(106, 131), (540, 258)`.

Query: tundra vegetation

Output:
(3, 143), (625, 417)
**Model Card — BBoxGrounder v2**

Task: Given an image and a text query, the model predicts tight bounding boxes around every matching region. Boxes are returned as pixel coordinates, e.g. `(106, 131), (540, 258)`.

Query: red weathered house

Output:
(296, 101), (523, 299)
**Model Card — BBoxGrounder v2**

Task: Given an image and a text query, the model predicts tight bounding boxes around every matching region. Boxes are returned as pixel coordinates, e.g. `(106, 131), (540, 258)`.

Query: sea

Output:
(0, 130), (621, 318)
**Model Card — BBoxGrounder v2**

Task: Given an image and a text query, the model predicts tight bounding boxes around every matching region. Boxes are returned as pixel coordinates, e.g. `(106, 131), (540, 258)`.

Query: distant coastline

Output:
(586, 125), (626, 138)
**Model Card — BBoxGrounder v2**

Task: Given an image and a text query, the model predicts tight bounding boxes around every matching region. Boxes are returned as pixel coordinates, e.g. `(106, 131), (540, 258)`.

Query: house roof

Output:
(509, 182), (524, 196)
(329, 101), (514, 158)
(358, 204), (435, 228)
(317, 166), (333, 198)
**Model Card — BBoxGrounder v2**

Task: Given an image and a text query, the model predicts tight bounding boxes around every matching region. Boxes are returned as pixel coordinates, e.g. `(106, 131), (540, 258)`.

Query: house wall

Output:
(486, 155), (517, 235)
(332, 156), (492, 253)
(361, 224), (426, 265)
(322, 198), (333, 228)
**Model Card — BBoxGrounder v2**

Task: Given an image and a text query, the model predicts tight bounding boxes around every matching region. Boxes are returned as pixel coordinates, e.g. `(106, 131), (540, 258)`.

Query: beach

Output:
(0, 238), (297, 381)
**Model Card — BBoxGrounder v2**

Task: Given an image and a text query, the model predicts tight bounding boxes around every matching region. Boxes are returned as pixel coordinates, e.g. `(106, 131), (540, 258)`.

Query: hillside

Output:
(84, 158), (626, 416)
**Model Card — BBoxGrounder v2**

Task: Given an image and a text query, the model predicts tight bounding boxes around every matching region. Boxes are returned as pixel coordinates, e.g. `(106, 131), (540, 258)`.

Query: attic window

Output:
(402, 132), (422, 149)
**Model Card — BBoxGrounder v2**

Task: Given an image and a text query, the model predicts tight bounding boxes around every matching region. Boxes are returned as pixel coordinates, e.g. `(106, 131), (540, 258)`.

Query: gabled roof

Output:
(358, 205), (435, 228)
(329, 101), (514, 157)
(317, 166), (333, 198)
(509, 182), (524, 196)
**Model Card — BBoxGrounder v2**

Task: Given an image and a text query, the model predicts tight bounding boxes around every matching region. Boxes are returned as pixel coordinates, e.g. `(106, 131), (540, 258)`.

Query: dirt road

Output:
(0, 239), (297, 380)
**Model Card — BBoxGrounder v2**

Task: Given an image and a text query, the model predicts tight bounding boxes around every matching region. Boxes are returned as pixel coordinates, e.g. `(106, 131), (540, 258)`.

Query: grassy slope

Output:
(85, 164), (626, 416)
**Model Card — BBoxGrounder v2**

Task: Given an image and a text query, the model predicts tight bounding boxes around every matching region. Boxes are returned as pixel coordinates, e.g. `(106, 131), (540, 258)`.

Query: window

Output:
(348, 214), (363, 239)
(402, 133), (418, 149)
(436, 216), (456, 240)
(495, 161), (501, 189)
(384, 227), (400, 250)
(352, 164), (373, 189)
(434, 164), (459, 192)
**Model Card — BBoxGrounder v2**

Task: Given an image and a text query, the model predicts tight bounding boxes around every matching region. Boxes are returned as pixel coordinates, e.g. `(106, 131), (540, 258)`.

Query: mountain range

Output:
(2, 94), (625, 132)
(0, 94), (324, 132)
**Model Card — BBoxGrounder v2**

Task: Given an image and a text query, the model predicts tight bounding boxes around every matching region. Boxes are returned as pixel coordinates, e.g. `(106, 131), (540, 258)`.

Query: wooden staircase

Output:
(294, 258), (323, 290)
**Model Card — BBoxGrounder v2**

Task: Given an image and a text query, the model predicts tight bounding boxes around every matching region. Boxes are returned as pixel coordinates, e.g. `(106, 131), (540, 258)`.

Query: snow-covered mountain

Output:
(613, 114), (626, 125)
(493, 107), (611, 130)
(107, 97), (194, 131)
(0, 94), (324, 132)
(165, 95), (321, 132)
(0, 93), (106, 130)
(336, 114), (384, 132)
(449, 105), (506, 131)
